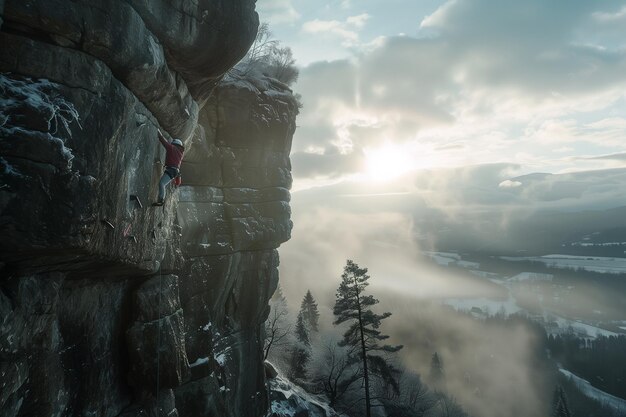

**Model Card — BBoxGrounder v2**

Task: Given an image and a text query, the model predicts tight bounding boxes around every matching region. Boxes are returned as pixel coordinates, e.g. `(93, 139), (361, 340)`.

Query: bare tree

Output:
(436, 395), (468, 417)
(399, 372), (438, 416)
(264, 285), (291, 360)
(310, 342), (361, 407)
(266, 46), (299, 85)
(233, 22), (300, 86)
(244, 22), (278, 68)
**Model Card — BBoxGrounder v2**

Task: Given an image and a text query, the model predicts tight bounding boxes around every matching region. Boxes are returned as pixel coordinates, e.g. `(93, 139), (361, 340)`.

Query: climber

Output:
(153, 129), (184, 206)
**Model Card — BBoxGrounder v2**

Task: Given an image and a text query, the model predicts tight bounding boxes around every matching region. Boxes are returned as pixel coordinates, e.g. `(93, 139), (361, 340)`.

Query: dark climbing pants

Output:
(157, 166), (179, 202)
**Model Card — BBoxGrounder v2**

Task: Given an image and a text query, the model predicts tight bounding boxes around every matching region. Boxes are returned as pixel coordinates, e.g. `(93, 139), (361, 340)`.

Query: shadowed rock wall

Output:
(0, 2), (298, 416)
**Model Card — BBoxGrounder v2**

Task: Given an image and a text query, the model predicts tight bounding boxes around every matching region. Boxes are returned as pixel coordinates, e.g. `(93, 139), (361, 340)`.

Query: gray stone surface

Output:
(127, 309), (190, 390)
(0, 1), (297, 416)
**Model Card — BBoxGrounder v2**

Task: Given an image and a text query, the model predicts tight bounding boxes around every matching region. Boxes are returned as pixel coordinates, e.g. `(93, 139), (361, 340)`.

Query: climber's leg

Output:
(155, 171), (173, 205)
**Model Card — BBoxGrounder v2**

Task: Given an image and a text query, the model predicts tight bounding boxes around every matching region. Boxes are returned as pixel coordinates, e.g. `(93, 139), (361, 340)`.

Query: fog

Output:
(277, 169), (626, 417)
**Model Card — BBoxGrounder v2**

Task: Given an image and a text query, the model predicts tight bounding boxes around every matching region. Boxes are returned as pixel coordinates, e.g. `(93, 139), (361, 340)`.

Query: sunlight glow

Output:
(364, 144), (415, 182)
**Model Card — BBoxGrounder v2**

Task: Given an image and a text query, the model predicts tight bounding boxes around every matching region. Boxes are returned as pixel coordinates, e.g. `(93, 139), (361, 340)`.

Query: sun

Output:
(364, 144), (414, 182)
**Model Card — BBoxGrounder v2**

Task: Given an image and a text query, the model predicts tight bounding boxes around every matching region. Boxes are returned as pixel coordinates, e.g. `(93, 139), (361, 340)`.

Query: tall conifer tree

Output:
(552, 386), (572, 417)
(300, 290), (320, 333)
(333, 260), (402, 417)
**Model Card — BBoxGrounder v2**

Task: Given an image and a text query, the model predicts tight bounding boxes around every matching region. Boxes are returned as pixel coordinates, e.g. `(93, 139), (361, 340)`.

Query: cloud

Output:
(345, 13), (370, 29)
(593, 5), (626, 21)
(522, 116), (626, 146)
(257, 0), (300, 24)
(418, 0), (626, 94)
(302, 14), (371, 46)
(291, 0), (626, 183)
(587, 152), (626, 161)
(499, 179), (522, 188)
(291, 148), (365, 179)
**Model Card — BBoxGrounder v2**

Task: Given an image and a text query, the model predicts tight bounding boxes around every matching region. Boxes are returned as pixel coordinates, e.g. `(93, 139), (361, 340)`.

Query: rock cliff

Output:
(0, 2), (298, 416)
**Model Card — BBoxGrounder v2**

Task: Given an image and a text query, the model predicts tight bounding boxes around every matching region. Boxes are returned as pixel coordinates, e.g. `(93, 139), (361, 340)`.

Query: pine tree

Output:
(288, 312), (311, 382)
(333, 260), (403, 417)
(429, 352), (445, 391)
(300, 290), (320, 333)
(552, 385), (572, 417)
(295, 312), (310, 347)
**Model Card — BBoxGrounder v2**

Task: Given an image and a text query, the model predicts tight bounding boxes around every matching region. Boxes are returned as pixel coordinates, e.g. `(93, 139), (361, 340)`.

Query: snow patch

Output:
(508, 272), (553, 282)
(559, 368), (626, 412)
(270, 374), (345, 417)
(501, 254), (626, 274)
(189, 357), (209, 368)
(424, 251), (479, 269)
(0, 73), (81, 166)
(0, 73), (82, 137)
(547, 315), (618, 338)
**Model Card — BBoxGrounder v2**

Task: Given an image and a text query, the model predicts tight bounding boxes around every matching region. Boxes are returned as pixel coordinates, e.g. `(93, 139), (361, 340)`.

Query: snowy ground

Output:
(501, 254), (626, 274)
(426, 252), (621, 338)
(559, 368), (626, 412)
(507, 272), (553, 282)
(548, 315), (619, 338)
(424, 252), (480, 269)
(269, 373), (344, 417)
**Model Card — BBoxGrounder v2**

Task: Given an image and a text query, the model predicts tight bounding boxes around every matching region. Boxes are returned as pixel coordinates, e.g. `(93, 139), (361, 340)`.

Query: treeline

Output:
(547, 334), (626, 400)
(266, 260), (471, 417)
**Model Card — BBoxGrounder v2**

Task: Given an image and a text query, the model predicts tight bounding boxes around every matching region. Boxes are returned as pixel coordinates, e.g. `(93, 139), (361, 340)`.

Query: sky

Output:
(255, 4), (626, 414)
(258, 0), (626, 192)
(255, 0), (626, 295)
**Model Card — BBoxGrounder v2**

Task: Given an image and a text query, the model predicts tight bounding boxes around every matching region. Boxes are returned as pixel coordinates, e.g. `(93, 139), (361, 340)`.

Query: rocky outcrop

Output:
(172, 72), (298, 417)
(0, 1), (298, 416)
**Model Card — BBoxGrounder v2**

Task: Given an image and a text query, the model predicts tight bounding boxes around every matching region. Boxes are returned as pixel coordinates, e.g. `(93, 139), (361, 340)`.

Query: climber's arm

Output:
(157, 129), (170, 148)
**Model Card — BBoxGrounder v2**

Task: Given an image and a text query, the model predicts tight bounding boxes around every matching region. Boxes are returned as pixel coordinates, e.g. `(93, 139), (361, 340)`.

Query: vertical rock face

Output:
(0, 2), (298, 417)
(175, 74), (298, 416)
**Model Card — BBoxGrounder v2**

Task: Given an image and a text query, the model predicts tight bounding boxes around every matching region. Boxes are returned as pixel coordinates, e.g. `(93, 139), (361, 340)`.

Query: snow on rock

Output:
(0, 73), (81, 156)
(189, 357), (209, 368)
(559, 368), (626, 412)
(269, 375), (346, 417)
(0, 73), (80, 180)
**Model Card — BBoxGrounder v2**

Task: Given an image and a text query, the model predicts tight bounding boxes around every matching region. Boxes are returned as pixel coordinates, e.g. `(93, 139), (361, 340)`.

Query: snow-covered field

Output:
(424, 252), (480, 269)
(507, 272), (553, 282)
(547, 315), (619, 338)
(559, 368), (626, 412)
(501, 254), (626, 274)
(426, 251), (622, 338)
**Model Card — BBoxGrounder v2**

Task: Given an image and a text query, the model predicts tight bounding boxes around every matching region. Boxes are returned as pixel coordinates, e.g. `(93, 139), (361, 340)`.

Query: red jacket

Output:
(159, 137), (184, 168)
